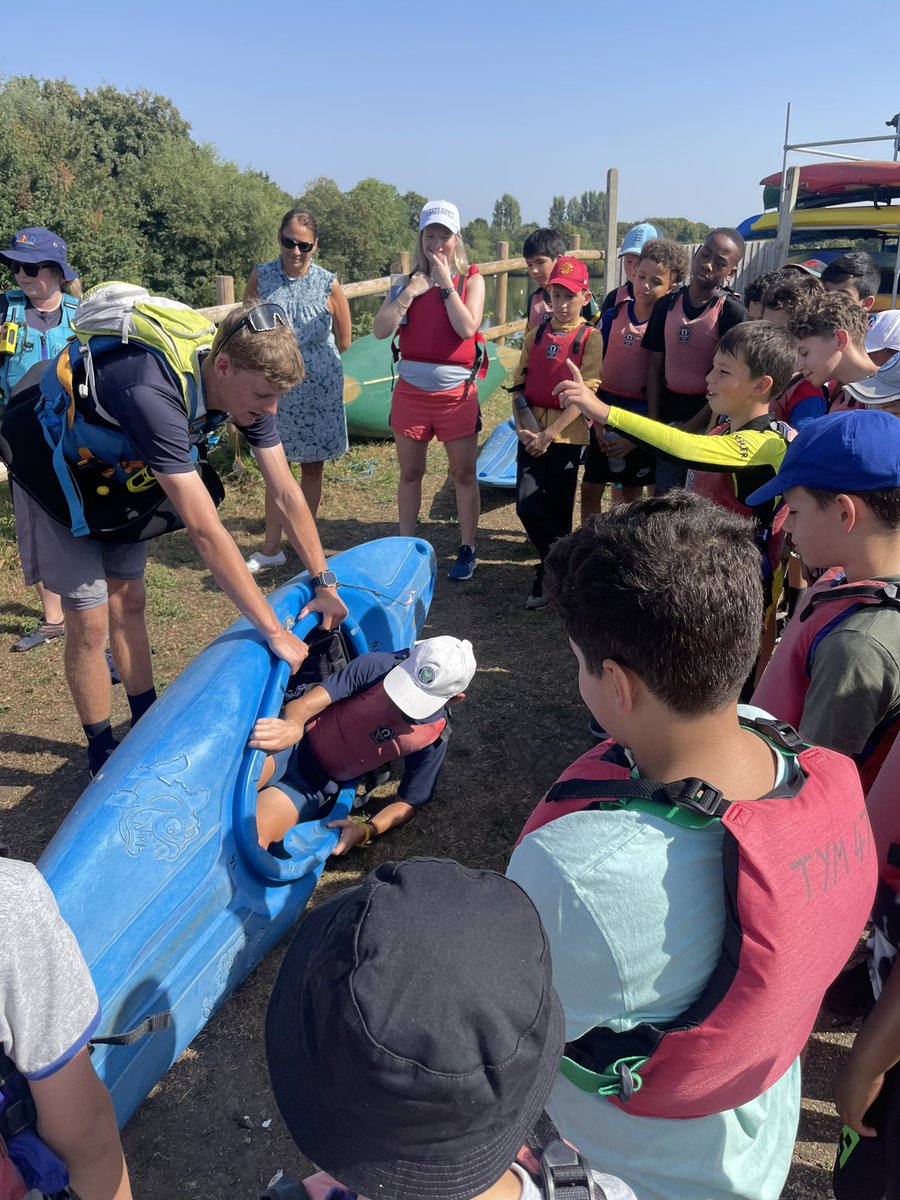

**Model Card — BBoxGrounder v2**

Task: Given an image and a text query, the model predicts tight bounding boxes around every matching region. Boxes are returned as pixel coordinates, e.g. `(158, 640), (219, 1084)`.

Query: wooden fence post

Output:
(390, 250), (410, 275)
(496, 241), (509, 346)
(215, 275), (235, 306)
(571, 232), (582, 252)
(604, 168), (619, 298)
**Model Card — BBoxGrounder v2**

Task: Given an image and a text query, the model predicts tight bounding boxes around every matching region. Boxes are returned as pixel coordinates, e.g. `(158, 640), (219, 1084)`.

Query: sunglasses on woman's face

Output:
(10, 261), (56, 278)
(280, 236), (315, 253)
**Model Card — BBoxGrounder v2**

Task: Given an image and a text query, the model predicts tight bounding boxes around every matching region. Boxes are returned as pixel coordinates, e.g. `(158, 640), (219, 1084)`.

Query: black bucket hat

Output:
(265, 857), (565, 1200)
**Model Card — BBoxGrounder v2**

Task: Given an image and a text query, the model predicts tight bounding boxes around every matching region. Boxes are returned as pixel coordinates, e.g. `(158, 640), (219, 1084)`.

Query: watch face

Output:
(314, 570), (337, 588)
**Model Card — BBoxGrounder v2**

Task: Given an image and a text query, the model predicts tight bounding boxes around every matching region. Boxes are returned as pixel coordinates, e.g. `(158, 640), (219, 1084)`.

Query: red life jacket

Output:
(0, 1140), (26, 1200)
(516, 717), (876, 1119)
(685, 417), (791, 575)
(524, 321), (595, 410)
(663, 291), (726, 395)
(753, 572), (900, 794)
(304, 680), (446, 781)
(599, 300), (650, 402)
(772, 374), (823, 424)
(827, 381), (858, 413)
(865, 734), (900, 895)
(397, 265), (487, 375)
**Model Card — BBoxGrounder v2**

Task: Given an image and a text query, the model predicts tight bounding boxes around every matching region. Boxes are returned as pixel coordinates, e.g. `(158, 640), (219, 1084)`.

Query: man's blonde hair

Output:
(213, 302), (304, 392)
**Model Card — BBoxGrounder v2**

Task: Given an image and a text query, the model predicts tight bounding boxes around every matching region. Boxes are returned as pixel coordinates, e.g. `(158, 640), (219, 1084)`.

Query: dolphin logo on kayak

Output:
(113, 755), (211, 860)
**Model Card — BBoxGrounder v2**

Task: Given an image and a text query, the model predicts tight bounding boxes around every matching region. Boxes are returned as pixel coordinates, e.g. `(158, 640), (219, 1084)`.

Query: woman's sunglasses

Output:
(215, 303), (289, 353)
(10, 261), (56, 278)
(280, 236), (315, 253)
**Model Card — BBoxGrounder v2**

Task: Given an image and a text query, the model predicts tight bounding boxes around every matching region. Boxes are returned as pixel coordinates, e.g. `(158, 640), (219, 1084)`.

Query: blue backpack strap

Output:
(37, 345), (92, 537)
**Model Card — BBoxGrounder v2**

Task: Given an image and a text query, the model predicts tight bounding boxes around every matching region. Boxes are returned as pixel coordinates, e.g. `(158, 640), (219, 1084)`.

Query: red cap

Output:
(548, 256), (590, 293)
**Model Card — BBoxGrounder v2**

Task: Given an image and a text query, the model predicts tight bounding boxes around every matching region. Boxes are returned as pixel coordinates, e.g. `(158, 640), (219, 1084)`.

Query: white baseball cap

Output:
(866, 311), (900, 355)
(383, 637), (476, 719)
(419, 200), (461, 235)
(844, 354), (900, 406)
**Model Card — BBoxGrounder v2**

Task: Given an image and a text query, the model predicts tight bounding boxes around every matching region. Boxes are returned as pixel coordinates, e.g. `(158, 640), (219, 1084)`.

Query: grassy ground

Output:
(0, 383), (852, 1199)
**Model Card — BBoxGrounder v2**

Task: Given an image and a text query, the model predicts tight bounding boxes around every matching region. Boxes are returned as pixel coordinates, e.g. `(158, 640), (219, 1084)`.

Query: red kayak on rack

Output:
(761, 160), (900, 210)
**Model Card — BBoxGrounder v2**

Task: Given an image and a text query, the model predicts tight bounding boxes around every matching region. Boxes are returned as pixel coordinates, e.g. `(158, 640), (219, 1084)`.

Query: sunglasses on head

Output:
(10, 261), (56, 278)
(280, 235), (315, 253)
(215, 303), (289, 354)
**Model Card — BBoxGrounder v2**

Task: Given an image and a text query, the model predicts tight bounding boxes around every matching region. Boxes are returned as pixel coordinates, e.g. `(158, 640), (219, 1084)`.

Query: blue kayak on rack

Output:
(38, 537), (436, 1127)
(476, 418), (517, 489)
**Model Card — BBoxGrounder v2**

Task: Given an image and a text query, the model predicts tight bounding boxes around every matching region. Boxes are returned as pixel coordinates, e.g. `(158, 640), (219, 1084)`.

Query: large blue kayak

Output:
(39, 537), (436, 1127)
(476, 418), (517, 489)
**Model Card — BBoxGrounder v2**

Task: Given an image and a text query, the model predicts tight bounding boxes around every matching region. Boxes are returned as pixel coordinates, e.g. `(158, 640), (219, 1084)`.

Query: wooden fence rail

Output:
(198, 246), (604, 336)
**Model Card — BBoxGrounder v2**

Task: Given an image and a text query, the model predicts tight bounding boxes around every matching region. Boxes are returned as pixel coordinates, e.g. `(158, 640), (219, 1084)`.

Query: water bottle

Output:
(513, 394), (541, 435)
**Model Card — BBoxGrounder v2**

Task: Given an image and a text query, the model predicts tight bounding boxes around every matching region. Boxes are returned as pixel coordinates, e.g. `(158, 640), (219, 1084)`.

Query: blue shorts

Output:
(267, 745), (339, 821)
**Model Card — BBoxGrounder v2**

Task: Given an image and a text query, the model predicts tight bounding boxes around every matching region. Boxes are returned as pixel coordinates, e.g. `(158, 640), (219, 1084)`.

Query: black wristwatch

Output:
(310, 570), (337, 589)
(440, 286), (453, 300)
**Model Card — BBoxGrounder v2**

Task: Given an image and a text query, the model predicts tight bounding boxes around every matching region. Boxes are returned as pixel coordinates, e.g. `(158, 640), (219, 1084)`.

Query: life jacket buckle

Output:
(616, 1060), (637, 1103)
(539, 1138), (597, 1200)
(666, 778), (729, 818)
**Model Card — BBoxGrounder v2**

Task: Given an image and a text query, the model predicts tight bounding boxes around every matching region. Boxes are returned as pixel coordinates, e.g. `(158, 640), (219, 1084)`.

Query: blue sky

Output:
(6, 0), (900, 230)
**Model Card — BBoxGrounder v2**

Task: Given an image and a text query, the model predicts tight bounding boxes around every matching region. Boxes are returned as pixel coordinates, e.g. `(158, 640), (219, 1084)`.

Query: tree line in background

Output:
(2, 77), (713, 309)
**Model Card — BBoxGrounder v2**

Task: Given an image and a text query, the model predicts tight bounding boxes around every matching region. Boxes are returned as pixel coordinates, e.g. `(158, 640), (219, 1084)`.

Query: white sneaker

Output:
(245, 550), (287, 573)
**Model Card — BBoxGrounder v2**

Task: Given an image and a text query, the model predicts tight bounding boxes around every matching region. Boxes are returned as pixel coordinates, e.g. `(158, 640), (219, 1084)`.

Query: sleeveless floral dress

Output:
(255, 259), (348, 462)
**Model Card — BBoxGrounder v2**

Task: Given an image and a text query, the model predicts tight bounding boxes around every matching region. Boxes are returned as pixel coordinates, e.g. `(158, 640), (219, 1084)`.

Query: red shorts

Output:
(389, 378), (481, 443)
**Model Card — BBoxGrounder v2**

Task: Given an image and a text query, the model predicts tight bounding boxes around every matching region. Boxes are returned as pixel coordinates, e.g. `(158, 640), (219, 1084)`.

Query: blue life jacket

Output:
(0, 291), (78, 404)
(0, 1051), (69, 1196)
(35, 338), (227, 538)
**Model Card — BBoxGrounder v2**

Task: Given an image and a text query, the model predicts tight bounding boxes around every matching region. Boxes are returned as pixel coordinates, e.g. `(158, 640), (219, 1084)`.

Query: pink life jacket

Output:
(865, 734), (900, 894)
(753, 572), (900, 794)
(685, 418), (791, 576)
(515, 717), (876, 1119)
(663, 291), (727, 395)
(600, 300), (650, 402)
(524, 321), (595, 411)
(397, 265), (487, 375)
(772, 374), (823, 424)
(527, 288), (552, 330)
(304, 680), (446, 781)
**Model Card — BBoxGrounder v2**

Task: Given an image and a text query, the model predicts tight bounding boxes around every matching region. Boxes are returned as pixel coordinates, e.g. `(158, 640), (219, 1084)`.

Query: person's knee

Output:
(301, 461), (324, 480)
(64, 605), (109, 652)
(450, 463), (476, 487)
(108, 578), (147, 621)
(399, 464), (426, 485)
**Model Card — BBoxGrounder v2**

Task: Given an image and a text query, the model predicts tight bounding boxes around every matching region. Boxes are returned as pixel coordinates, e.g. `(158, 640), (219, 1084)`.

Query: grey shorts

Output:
(14, 486), (148, 610)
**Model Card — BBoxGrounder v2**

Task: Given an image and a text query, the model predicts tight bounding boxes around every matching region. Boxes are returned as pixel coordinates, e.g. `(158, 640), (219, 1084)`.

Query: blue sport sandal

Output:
(448, 545), (476, 581)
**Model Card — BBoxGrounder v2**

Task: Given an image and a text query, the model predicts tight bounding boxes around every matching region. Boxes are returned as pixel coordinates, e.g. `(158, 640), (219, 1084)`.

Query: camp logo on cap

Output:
(417, 666), (436, 684)
(15, 233), (36, 247)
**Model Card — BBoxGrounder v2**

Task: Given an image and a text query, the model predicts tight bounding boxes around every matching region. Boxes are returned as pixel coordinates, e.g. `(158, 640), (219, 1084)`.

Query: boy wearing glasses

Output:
(1, 290), (347, 775)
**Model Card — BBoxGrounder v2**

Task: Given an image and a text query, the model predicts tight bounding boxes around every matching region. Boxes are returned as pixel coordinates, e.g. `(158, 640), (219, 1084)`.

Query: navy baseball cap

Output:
(1, 227), (77, 282)
(746, 410), (900, 506)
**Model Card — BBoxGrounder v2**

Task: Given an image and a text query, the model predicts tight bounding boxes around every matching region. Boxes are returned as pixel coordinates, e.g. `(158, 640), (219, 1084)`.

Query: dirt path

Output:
(0, 395), (849, 1199)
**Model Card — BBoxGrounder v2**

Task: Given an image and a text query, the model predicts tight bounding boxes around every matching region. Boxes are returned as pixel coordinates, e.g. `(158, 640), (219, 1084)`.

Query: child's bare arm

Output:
(835, 962), (900, 1136)
(645, 351), (665, 421)
(249, 684), (334, 752)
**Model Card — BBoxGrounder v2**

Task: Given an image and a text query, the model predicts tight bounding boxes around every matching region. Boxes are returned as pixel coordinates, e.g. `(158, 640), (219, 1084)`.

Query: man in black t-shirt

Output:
(10, 301), (348, 774)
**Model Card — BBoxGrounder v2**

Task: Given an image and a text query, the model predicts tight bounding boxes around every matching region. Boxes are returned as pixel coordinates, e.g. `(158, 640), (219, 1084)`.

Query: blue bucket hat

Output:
(1, 227), (77, 282)
(745, 410), (900, 506)
(619, 222), (658, 257)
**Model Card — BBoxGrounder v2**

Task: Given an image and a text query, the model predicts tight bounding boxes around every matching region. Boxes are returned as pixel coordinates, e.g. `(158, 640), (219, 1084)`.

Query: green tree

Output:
(549, 196), (567, 227)
(491, 193), (522, 237)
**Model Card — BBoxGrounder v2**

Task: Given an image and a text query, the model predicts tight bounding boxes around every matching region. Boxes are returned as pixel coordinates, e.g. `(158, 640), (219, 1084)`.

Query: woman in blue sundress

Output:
(244, 209), (351, 572)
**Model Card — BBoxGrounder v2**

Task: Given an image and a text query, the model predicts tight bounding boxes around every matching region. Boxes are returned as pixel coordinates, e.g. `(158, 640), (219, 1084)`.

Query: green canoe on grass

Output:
(343, 334), (519, 438)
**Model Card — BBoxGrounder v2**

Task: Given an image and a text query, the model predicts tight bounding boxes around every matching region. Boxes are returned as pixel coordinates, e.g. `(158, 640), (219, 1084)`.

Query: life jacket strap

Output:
(545, 775), (731, 825)
(0, 1054), (35, 1141)
(89, 1010), (171, 1048)
(800, 581), (900, 622)
(558, 1054), (647, 1105)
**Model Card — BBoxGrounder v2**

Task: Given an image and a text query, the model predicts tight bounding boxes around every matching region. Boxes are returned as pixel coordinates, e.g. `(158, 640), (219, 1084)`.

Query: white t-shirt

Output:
(0, 859), (100, 1078)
